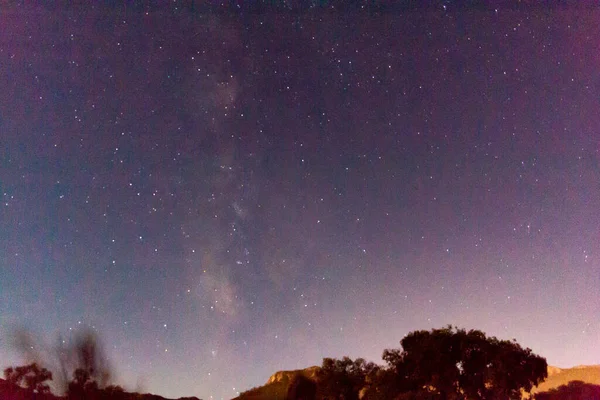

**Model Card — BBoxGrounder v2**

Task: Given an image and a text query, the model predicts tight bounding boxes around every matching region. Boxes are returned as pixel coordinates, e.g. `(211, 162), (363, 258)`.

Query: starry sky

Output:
(1, 2), (600, 400)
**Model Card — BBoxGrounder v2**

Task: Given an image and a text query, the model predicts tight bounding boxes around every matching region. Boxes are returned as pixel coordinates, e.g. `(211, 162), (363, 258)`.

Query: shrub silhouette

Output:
(3, 363), (53, 394)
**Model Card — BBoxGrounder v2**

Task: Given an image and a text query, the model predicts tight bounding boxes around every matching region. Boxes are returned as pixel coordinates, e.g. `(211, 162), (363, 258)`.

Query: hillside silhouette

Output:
(534, 380), (600, 400)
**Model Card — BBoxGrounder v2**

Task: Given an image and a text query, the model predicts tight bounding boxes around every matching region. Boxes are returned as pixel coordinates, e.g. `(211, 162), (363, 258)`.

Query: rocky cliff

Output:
(266, 366), (320, 385)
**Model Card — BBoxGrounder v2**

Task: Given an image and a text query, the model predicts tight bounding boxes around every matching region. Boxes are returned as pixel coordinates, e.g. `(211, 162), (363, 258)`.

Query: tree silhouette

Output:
(381, 326), (548, 399)
(72, 329), (112, 387)
(103, 384), (127, 400)
(534, 380), (600, 400)
(316, 356), (379, 400)
(3, 363), (53, 394)
(359, 368), (406, 400)
(287, 374), (317, 400)
(62, 329), (113, 399)
(6, 326), (114, 395)
(67, 367), (105, 400)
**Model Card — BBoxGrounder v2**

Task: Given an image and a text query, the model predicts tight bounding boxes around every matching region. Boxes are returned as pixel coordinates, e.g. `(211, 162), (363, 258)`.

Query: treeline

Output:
(2, 328), (113, 400)
(1, 328), (200, 400)
(5, 326), (598, 400)
(1, 364), (200, 400)
(1, 362), (128, 400)
(241, 326), (550, 400)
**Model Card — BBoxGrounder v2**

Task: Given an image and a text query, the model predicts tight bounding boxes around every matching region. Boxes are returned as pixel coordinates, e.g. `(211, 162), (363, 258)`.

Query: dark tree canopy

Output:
(382, 326), (548, 400)
(359, 368), (404, 400)
(3, 363), (53, 394)
(316, 356), (379, 400)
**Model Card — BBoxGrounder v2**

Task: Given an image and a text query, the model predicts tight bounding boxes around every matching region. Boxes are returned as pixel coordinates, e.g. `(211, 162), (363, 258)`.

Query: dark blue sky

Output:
(1, 3), (599, 399)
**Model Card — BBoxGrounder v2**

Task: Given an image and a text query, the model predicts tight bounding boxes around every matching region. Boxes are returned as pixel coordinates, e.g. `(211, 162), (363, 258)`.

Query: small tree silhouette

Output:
(3, 362), (53, 394)
(63, 328), (112, 399)
(67, 367), (100, 399)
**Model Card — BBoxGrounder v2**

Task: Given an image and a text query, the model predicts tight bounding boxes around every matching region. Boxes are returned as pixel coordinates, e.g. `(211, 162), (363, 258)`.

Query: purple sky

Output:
(1, 3), (599, 399)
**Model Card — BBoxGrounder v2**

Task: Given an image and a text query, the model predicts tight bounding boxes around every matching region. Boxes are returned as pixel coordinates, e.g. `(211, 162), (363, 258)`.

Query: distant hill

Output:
(0, 378), (201, 400)
(529, 365), (600, 397)
(233, 366), (319, 400)
(234, 365), (600, 400)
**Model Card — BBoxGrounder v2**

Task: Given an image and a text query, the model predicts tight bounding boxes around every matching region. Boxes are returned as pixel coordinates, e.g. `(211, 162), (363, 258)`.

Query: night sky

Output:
(1, 3), (600, 400)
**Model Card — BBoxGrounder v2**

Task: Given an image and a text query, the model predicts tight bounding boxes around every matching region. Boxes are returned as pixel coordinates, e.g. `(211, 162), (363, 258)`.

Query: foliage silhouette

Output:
(2, 328), (201, 400)
(316, 356), (379, 400)
(71, 329), (112, 387)
(358, 368), (404, 400)
(533, 380), (600, 400)
(381, 326), (548, 399)
(6, 326), (114, 394)
(3, 363), (53, 394)
(67, 367), (100, 399)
